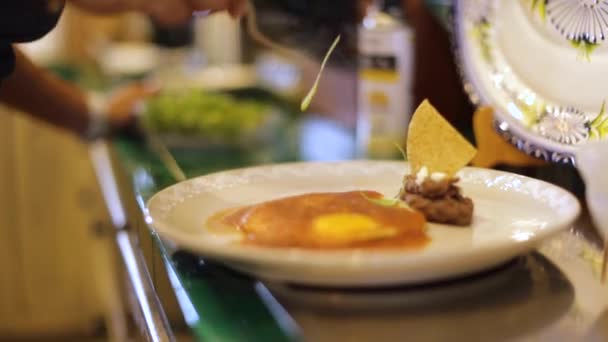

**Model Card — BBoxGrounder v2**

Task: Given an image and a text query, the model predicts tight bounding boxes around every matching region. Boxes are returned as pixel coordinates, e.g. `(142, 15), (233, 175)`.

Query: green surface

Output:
(114, 135), (302, 342)
(157, 235), (301, 342)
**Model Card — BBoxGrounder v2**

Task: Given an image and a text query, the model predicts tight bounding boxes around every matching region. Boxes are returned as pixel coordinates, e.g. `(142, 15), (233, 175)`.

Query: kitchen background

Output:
(0, 0), (582, 340)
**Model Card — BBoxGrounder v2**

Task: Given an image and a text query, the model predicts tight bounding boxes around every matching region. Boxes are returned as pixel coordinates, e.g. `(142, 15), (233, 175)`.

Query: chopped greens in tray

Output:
(143, 89), (279, 144)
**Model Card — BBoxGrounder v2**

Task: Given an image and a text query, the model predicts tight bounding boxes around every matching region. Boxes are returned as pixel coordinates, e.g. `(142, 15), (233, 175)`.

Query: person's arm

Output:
(0, 47), (90, 136)
(0, 1), (248, 139)
(0, 47), (157, 140)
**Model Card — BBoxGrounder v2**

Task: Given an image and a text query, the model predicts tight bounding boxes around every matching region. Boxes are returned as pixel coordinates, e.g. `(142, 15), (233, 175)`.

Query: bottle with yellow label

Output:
(356, 0), (414, 159)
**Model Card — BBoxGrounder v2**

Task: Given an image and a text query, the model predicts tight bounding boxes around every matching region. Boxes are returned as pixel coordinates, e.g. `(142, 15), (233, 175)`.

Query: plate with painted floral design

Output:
(455, 0), (608, 163)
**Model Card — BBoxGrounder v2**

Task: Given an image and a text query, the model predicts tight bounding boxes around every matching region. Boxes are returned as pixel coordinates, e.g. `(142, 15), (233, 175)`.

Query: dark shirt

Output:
(0, 1), (64, 79)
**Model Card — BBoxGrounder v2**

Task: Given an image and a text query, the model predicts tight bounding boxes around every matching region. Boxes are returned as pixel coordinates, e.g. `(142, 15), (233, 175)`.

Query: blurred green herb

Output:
(143, 90), (274, 141)
(360, 192), (411, 211)
(300, 35), (341, 111)
(394, 142), (407, 161)
(361, 192), (399, 207)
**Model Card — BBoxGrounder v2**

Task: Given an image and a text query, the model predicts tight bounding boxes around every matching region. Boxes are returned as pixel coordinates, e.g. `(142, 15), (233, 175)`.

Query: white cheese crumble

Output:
(414, 166), (447, 184)
(415, 166), (429, 185)
(430, 172), (447, 182)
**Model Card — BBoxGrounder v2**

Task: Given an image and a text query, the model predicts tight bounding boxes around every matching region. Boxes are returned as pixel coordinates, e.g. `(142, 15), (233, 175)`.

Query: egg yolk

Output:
(312, 213), (398, 244)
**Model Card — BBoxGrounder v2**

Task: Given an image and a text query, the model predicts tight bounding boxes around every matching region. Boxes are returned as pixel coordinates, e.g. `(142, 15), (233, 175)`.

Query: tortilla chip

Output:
(407, 99), (477, 176)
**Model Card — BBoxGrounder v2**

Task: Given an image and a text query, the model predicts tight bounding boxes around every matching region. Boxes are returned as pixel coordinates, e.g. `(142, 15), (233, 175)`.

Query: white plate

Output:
(455, 0), (608, 163)
(147, 161), (580, 287)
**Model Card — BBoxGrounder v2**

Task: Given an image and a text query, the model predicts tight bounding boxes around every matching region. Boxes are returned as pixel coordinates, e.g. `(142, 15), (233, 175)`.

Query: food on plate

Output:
(204, 99), (476, 250)
(143, 89), (275, 141)
(405, 99), (477, 176)
(398, 99), (478, 226)
(207, 191), (428, 249)
(400, 173), (474, 226)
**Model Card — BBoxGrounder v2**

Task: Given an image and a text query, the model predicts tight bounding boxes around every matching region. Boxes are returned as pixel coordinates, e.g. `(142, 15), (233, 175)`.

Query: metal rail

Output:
(90, 141), (175, 342)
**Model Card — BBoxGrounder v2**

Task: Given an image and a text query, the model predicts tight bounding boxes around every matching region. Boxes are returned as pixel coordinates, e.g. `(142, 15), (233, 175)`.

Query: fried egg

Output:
(213, 191), (428, 249)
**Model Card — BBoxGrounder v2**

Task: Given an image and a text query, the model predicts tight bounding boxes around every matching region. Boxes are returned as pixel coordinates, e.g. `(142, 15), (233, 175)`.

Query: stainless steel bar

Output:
(89, 142), (128, 229)
(89, 141), (175, 342)
(117, 230), (176, 342)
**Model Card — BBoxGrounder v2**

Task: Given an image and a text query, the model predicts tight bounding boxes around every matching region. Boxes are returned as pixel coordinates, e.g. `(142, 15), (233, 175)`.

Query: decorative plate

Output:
(147, 161), (580, 287)
(454, 0), (608, 164)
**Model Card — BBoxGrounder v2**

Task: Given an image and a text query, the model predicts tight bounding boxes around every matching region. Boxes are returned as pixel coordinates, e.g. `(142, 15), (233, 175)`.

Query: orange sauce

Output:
(206, 191), (429, 250)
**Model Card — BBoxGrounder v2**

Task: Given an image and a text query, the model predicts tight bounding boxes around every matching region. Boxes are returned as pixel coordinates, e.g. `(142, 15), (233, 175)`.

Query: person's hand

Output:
(103, 82), (160, 133)
(69, 0), (249, 26)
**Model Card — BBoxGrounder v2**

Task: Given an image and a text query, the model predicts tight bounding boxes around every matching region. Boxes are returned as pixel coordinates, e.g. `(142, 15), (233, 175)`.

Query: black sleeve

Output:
(0, 1), (64, 82)
(0, 43), (16, 81)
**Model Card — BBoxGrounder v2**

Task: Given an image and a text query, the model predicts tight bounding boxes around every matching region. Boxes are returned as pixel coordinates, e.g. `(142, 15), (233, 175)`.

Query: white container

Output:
(194, 12), (242, 66)
(356, 1), (415, 159)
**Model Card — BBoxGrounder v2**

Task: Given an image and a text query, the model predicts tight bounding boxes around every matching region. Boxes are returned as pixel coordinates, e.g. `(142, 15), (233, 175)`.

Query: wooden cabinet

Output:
(0, 107), (124, 339)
